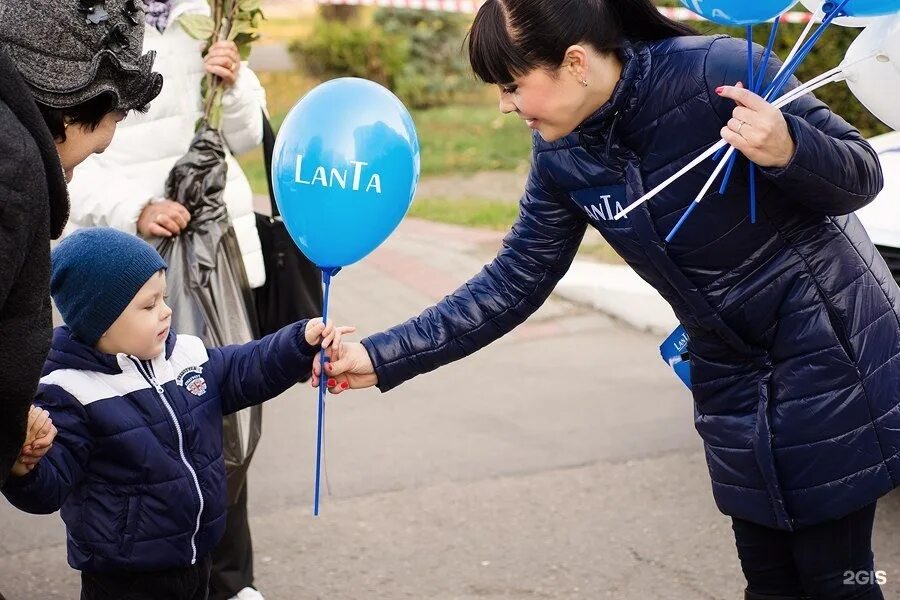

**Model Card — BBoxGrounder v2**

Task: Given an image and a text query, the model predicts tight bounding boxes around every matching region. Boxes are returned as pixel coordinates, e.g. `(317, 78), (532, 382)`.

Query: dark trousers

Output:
(81, 556), (211, 600)
(732, 502), (884, 600)
(208, 481), (254, 600)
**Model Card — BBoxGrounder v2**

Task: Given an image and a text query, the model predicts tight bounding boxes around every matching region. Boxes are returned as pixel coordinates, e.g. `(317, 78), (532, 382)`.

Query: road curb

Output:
(555, 260), (678, 337)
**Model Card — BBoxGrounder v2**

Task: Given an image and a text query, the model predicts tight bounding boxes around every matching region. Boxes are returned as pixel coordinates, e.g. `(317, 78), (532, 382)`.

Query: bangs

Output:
(467, 0), (534, 84)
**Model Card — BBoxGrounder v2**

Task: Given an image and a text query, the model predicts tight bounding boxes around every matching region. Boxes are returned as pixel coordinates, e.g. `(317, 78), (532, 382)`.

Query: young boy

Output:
(1, 228), (350, 599)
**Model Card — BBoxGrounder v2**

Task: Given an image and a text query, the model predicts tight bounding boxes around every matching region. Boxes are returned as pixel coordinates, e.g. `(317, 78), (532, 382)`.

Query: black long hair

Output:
(468, 0), (697, 84)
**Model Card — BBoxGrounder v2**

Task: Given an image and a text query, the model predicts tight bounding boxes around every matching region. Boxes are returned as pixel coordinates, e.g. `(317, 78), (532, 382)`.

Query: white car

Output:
(857, 131), (900, 281)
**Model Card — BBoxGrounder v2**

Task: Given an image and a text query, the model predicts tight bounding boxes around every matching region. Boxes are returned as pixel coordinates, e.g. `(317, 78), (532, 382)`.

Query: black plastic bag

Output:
(254, 111), (323, 338)
(157, 125), (261, 505)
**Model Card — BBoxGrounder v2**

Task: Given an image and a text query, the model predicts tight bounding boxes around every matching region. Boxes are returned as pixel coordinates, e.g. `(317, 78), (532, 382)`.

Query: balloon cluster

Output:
(619, 1), (900, 240)
(682, 0), (900, 26)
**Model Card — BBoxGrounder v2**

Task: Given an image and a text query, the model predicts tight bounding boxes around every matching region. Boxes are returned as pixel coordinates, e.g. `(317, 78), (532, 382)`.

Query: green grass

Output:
(237, 72), (533, 196)
(257, 18), (314, 44)
(256, 71), (314, 120)
(407, 197), (520, 231)
(414, 105), (532, 176)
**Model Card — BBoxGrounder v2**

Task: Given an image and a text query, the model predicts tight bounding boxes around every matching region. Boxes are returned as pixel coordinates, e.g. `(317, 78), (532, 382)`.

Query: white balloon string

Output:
(614, 141), (726, 220)
(782, 9), (821, 68)
(663, 145), (737, 243)
(614, 66), (852, 221)
(658, 70), (847, 241)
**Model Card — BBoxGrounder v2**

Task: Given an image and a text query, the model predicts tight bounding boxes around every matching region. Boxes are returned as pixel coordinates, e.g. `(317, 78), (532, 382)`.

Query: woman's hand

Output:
(204, 41), (242, 87)
(311, 342), (378, 393)
(717, 83), (796, 169)
(137, 200), (191, 238)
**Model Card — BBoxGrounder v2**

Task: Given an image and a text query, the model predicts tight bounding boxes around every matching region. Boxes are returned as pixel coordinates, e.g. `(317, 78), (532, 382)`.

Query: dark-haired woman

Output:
(319, 1), (897, 598)
(0, 0), (161, 487)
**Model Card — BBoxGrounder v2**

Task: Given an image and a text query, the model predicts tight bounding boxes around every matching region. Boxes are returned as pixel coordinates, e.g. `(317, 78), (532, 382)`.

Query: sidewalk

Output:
(4, 214), (900, 599)
(369, 216), (679, 337)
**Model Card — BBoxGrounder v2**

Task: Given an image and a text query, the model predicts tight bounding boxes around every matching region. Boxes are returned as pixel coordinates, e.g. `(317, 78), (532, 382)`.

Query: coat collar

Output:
(0, 47), (70, 239)
(575, 42), (651, 139)
(43, 326), (178, 377)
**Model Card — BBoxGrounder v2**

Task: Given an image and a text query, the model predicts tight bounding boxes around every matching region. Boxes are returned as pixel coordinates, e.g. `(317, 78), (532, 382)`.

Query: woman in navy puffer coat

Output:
(321, 1), (896, 597)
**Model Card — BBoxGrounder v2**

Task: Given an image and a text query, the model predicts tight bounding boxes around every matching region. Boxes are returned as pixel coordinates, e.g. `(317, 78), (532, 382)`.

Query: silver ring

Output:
(737, 121), (746, 136)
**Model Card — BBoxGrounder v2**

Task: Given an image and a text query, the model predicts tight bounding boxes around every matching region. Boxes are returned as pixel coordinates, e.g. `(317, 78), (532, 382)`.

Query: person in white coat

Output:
(67, 0), (266, 290)
(66, 1), (267, 599)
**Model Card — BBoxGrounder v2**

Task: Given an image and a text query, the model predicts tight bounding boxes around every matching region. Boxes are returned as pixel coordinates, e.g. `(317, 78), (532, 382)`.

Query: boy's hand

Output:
(11, 406), (57, 477)
(305, 318), (356, 360)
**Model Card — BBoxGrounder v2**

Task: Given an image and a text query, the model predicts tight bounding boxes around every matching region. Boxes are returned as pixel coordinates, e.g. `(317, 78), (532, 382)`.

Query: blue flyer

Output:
(660, 325), (692, 390)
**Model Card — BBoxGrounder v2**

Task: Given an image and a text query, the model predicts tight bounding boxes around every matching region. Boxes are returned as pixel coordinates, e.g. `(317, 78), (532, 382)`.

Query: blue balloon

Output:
(679, 0), (797, 25)
(272, 78), (420, 268)
(840, 0), (900, 15)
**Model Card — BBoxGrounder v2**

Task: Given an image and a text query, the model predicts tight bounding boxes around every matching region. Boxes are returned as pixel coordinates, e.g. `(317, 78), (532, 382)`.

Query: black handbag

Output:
(253, 112), (324, 337)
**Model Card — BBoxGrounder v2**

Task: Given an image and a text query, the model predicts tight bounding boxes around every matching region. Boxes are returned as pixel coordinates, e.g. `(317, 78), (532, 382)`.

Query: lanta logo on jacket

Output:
(569, 185), (628, 224)
(176, 366), (207, 397)
(294, 155), (382, 194)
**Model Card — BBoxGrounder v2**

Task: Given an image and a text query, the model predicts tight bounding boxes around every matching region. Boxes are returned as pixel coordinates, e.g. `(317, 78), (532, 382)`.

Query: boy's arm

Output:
(208, 320), (319, 415)
(1, 386), (92, 514)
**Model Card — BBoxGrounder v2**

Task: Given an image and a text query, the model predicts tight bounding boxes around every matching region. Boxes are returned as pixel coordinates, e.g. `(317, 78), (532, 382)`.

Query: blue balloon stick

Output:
(313, 266), (338, 517)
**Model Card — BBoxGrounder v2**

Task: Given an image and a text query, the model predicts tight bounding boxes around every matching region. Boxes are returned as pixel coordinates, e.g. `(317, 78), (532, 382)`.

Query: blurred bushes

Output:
(290, 9), (478, 108)
(289, 19), (409, 89)
(292, 2), (891, 135)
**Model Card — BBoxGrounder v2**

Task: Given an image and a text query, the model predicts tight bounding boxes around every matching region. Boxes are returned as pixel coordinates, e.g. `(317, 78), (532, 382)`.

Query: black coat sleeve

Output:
(0, 140), (45, 488)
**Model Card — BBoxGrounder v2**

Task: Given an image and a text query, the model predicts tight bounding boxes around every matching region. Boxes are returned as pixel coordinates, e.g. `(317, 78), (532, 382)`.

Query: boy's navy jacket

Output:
(361, 36), (900, 532)
(1, 320), (316, 572)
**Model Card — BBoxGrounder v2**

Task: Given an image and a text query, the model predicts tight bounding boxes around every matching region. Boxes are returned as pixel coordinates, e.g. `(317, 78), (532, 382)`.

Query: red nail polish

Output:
(716, 86), (724, 94)
(341, 382), (349, 389)
(327, 379), (336, 387)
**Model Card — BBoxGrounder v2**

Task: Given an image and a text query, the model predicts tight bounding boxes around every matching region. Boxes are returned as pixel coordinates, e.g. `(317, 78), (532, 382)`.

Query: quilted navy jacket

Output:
(362, 36), (900, 531)
(1, 321), (316, 572)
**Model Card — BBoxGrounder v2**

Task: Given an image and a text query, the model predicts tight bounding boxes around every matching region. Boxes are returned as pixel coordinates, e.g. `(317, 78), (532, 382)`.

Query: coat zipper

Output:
(130, 358), (204, 565)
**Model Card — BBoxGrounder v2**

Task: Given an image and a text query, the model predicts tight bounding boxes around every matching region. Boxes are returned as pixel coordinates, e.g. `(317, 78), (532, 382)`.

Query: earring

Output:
(581, 78), (588, 87)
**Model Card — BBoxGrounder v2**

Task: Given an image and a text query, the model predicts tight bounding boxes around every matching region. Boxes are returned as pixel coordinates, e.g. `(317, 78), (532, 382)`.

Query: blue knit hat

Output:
(51, 228), (167, 346)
